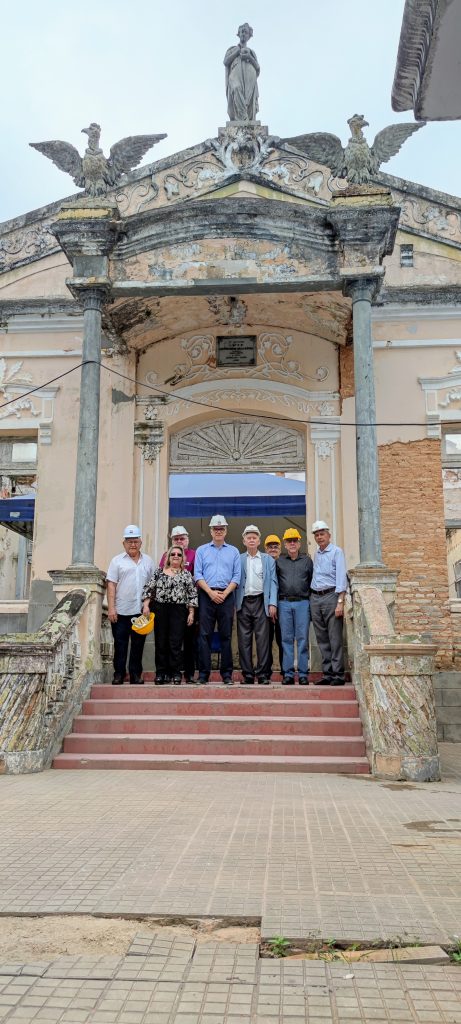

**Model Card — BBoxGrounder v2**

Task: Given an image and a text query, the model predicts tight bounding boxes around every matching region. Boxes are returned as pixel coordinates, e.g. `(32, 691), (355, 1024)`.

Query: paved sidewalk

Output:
(2, 744), (461, 944)
(1, 936), (461, 1023)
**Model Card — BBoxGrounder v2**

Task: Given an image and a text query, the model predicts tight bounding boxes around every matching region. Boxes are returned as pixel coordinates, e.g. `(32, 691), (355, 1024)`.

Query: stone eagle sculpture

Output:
(281, 114), (425, 185)
(30, 122), (167, 198)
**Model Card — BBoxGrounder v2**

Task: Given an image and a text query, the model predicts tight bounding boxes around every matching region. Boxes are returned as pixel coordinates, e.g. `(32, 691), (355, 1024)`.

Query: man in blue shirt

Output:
(194, 514), (241, 684)
(310, 521), (348, 686)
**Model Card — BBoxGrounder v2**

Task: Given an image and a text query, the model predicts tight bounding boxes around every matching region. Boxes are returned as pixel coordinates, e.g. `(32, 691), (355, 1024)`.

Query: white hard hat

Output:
(209, 514), (228, 527)
(171, 525), (188, 537)
(312, 520), (330, 533)
(243, 524), (260, 536)
(123, 524), (141, 538)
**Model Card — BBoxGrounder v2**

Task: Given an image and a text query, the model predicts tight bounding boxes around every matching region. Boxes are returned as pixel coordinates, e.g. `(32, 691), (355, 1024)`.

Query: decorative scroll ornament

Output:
(170, 420), (304, 472)
(0, 223), (57, 273)
(398, 195), (461, 244)
(164, 333), (329, 388)
(156, 123), (328, 204)
(0, 360), (36, 420)
(313, 438), (336, 460)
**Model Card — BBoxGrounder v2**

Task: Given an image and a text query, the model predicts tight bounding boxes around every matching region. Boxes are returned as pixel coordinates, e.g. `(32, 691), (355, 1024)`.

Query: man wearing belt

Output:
(236, 525), (277, 685)
(194, 514), (241, 685)
(264, 533), (284, 677)
(310, 520), (348, 686)
(106, 524), (154, 685)
(276, 528), (313, 685)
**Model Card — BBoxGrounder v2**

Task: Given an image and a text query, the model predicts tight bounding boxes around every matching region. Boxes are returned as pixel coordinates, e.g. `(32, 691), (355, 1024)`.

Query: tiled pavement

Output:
(2, 744), (461, 945)
(1, 938), (461, 1023)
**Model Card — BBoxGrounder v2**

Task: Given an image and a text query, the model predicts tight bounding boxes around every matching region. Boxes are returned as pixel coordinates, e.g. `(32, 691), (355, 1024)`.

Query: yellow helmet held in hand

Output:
(131, 612), (155, 635)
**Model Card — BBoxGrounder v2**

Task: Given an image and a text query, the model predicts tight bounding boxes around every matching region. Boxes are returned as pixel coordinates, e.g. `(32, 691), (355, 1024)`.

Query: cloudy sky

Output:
(2, 0), (460, 224)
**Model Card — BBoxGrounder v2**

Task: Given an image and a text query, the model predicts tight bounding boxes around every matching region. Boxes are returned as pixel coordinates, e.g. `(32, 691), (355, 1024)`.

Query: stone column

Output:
(51, 200), (120, 568)
(346, 277), (383, 568)
(72, 287), (108, 566)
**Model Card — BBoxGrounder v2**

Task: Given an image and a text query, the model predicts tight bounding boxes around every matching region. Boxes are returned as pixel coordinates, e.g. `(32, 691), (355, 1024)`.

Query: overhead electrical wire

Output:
(0, 358), (451, 429)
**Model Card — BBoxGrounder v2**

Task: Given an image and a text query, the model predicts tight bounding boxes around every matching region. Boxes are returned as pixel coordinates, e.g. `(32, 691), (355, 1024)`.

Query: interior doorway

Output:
(168, 471), (307, 552)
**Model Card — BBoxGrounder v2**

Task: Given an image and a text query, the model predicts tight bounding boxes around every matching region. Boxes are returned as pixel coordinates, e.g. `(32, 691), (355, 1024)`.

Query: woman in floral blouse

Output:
(142, 546), (198, 685)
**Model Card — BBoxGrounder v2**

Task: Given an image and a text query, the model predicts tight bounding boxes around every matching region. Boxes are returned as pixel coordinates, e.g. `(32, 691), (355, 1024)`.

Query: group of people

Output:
(106, 516), (348, 687)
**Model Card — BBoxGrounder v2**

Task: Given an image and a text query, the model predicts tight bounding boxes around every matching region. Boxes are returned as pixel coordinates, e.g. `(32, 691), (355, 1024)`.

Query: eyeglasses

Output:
(212, 526), (225, 530)
(170, 552), (182, 557)
(286, 539), (299, 543)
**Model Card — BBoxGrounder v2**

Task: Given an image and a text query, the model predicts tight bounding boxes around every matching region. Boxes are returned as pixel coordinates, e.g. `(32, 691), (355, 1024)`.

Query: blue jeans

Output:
(278, 599), (310, 677)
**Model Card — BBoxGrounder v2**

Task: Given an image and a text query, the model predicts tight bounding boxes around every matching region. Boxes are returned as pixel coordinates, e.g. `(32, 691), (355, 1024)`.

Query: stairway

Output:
(53, 677), (369, 773)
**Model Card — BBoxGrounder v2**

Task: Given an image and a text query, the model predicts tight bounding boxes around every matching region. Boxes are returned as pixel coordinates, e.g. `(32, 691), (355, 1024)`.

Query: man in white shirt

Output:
(235, 525), (277, 685)
(106, 524), (154, 685)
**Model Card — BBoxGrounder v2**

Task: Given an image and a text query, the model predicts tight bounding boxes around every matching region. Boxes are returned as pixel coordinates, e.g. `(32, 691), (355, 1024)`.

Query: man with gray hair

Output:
(310, 521), (348, 686)
(236, 525), (278, 685)
(194, 515), (241, 684)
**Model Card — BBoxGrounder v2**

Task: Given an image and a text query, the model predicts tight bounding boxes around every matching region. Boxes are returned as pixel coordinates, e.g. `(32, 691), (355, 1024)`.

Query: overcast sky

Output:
(2, 0), (461, 225)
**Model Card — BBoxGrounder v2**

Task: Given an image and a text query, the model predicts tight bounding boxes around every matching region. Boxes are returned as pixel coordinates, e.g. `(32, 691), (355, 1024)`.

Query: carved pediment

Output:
(170, 419), (304, 472)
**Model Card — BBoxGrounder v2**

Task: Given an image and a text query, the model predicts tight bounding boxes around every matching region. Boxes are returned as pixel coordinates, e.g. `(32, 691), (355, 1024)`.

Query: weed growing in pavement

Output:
(449, 937), (461, 964)
(268, 936), (291, 958)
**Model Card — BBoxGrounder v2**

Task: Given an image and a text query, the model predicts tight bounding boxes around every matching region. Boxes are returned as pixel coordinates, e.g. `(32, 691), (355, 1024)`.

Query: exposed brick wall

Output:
(339, 344), (355, 399)
(379, 439), (453, 666)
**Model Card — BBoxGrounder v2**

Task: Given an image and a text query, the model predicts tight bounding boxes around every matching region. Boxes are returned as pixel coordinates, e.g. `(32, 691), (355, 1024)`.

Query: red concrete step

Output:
(53, 752), (370, 773)
(89, 683), (356, 700)
(81, 698), (359, 719)
(73, 714), (364, 737)
(62, 733), (366, 757)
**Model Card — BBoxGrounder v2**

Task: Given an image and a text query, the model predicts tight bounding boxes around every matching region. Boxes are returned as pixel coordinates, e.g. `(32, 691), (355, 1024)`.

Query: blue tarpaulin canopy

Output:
(169, 473), (306, 518)
(0, 496), (35, 538)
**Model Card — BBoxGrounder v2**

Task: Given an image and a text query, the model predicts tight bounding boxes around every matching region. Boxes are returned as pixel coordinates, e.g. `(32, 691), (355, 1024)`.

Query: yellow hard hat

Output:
(283, 528), (301, 541)
(131, 612), (155, 635)
(265, 534), (281, 545)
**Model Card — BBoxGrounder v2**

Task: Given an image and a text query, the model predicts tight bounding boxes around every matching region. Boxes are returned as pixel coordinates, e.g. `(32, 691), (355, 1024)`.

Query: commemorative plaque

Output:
(216, 335), (257, 367)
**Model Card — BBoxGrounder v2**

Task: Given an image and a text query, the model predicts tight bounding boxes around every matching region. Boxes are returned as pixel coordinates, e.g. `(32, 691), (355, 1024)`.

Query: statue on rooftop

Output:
(282, 113), (425, 185)
(30, 123), (167, 198)
(224, 23), (260, 122)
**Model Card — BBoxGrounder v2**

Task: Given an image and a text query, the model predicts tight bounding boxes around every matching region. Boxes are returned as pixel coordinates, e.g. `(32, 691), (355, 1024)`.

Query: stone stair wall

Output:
(433, 671), (461, 741)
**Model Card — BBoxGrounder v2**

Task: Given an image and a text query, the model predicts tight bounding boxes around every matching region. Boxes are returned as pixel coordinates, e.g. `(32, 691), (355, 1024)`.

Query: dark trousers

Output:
(183, 610), (197, 679)
(237, 594), (270, 679)
(111, 613), (146, 681)
(310, 591), (345, 682)
(268, 617), (284, 675)
(198, 590), (235, 679)
(154, 602), (188, 678)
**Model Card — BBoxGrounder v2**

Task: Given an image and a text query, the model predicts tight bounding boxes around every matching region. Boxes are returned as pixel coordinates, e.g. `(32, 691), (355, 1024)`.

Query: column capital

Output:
(78, 286), (112, 311)
(344, 276), (380, 304)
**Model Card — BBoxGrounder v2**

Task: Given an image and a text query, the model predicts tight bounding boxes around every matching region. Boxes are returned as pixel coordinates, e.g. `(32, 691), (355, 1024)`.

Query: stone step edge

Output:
(74, 714), (362, 724)
(54, 752), (370, 765)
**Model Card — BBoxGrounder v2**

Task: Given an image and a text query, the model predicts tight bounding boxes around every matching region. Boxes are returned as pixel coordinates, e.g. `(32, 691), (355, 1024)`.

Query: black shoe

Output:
(112, 674), (124, 685)
(298, 677), (309, 686)
(198, 676), (209, 685)
(171, 675), (182, 685)
(155, 675), (165, 685)
(222, 676), (234, 686)
(282, 676), (295, 685)
(130, 676), (144, 685)
(331, 678), (345, 686)
(257, 677), (270, 685)
(243, 675), (255, 685)
(314, 677), (331, 686)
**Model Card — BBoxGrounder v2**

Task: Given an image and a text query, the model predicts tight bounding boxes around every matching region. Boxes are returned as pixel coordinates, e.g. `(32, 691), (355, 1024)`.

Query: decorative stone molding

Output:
(163, 332), (329, 389)
(151, 124), (330, 207)
(419, 352), (461, 436)
(0, 384), (59, 432)
(0, 220), (59, 274)
(397, 193), (461, 247)
(159, 378), (340, 420)
(134, 418), (165, 465)
(170, 420), (304, 473)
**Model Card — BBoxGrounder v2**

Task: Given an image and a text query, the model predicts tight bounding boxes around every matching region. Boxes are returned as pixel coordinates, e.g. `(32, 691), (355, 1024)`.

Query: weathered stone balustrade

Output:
(0, 589), (101, 773)
(350, 579), (440, 781)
